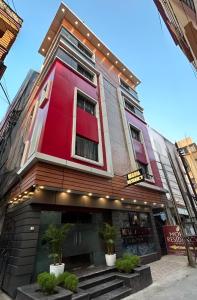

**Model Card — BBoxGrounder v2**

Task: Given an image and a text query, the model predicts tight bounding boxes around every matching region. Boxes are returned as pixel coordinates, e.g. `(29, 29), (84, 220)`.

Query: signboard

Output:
(163, 225), (197, 255)
(127, 169), (144, 185)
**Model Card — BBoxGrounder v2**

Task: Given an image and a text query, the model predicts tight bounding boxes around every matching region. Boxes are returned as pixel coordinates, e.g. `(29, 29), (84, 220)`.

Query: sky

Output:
(0, 0), (196, 143)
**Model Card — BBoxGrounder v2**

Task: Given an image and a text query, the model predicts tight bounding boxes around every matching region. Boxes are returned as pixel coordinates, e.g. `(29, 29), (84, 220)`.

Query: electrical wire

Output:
(0, 82), (10, 105)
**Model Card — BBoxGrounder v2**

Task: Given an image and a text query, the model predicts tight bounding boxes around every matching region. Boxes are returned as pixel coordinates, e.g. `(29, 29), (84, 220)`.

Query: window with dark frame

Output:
(78, 42), (93, 58)
(77, 64), (94, 82)
(125, 100), (135, 113)
(77, 92), (95, 115)
(137, 162), (150, 178)
(180, 0), (196, 12)
(75, 135), (98, 161)
(130, 126), (141, 142)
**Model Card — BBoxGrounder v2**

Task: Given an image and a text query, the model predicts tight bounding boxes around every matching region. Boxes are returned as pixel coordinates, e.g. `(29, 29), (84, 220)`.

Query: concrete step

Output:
(92, 286), (132, 300)
(86, 279), (123, 298)
(78, 272), (116, 289)
(78, 267), (116, 282)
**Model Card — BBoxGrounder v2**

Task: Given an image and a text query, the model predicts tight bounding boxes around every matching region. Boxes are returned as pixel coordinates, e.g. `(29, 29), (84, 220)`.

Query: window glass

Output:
(120, 211), (156, 256)
(125, 100), (135, 113)
(75, 135), (98, 161)
(77, 64), (94, 82)
(78, 43), (92, 58)
(77, 93), (95, 115)
(130, 126), (141, 142)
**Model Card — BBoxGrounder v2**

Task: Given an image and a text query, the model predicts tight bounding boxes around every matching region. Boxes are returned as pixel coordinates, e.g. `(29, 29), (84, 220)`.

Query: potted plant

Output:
(43, 224), (73, 277)
(100, 223), (117, 266)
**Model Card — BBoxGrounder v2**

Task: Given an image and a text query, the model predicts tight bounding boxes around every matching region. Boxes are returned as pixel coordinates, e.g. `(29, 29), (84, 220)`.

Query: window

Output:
(56, 49), (95, 83)
(61, 27), (93, 59)
(78, 43), (92, 58)
(77, 93), (95, 115)
(180, 0), (196, 12)
(125, 100), (135, 113)
(130, 126), (141, 142)
(75, 135), (98, 161)
(120, 79), (139, 100)
(120, 79), (130, 92)
(77, 64), (94, 82)
(138, 162), (150, 179)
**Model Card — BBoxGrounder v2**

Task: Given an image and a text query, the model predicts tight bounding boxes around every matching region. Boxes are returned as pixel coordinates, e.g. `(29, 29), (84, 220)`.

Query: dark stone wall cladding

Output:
(0, 203), (41, 298)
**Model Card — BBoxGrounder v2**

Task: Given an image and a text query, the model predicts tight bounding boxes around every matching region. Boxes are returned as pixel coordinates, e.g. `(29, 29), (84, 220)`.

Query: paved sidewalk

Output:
(0, 290), (11, 300)
(124, 255), (197, 300)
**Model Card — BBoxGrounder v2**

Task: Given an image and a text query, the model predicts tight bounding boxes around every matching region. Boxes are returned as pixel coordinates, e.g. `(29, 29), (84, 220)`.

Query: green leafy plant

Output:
(64, 274), (79, 292)
(37, 272), (57, 295)
(42, 224), (73, 265)
(56, 271), (70, 286)
(99, 223), (117, 255)
(115, 254), (140, 273)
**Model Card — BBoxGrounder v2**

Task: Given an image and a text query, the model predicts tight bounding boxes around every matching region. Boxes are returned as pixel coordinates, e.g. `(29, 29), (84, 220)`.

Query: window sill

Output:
(72, 154), (104, 166)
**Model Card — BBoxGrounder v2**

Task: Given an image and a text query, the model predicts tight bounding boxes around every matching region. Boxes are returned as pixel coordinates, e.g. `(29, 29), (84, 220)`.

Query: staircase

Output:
(76, 267), (132, 300)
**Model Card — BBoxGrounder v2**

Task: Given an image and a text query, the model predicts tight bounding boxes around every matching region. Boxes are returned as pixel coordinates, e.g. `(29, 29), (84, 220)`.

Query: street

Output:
(125, 255), (197, 300)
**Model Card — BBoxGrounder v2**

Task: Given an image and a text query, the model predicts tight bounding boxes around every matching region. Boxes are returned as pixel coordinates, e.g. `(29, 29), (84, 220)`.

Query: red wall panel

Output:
(76, 108), (99, 143)
(125, 110), (163, 187)
(39, 58), (107, 170)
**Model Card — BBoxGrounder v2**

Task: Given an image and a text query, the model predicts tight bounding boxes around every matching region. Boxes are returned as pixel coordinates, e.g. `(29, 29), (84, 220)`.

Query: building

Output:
(176, 137), (197, 195)
(0, 0), (22, 78)
(0, 3), (167, 297)
(149, 128), (196, 233)
(153, 0), (197, 70)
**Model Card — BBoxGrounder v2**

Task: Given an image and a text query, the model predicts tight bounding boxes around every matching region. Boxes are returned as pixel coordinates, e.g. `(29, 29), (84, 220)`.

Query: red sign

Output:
(163, 225), (197, 255)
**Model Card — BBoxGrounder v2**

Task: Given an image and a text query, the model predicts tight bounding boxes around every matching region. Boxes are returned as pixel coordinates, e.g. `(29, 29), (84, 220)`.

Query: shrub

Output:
(37, 272), (57, 295)
(115, 254), (140, 273)
(99, 223), (117, 254)
(64, 274), (79, 292)
(56, 271), (70, 286)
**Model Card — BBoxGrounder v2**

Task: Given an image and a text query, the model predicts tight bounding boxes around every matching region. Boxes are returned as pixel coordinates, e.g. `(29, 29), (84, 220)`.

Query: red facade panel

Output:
(76, 108), (99, 143)
(38, 59), (107, 170)
(125, 110), (163, 187)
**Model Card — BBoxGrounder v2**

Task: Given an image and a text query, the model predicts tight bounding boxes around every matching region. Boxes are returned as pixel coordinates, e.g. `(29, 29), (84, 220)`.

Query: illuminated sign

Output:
(127, 169), (144, 185)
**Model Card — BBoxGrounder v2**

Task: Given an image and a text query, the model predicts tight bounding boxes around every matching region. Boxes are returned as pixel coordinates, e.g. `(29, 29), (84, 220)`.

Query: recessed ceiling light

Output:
(41, 48), (45, 52)
(14, 198), (17, 201)
(144, 201), (147, 205)
(115, 60), (118, 64)
(24, 191), (28, 194)
(136, 81), (139, 84)
(47, 36), (51, 41)
(98, 43), (101, 47)
(61, 8), (65, 12)
(130, 75), (133, 78)
(75, 21), (78, 25)
(106, 195), (110, 199)
(87, 33), (90, 37)
(88, 193), (92, 196)
(67, 189), (71, 193)
(153, 203), (156, 205)
(121, 198), (124, 201)
(123, 68), (126, 71)
(161, 204), (164, 207)
(39, 186), (44, 189)
(107, 52), (110, 56)
(133, 199), (137, 203)
(19, 194), (22, 198)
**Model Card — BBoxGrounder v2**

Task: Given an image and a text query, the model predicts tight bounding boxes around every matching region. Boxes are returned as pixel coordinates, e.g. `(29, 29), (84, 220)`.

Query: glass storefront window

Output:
(120, 211), (156, 256)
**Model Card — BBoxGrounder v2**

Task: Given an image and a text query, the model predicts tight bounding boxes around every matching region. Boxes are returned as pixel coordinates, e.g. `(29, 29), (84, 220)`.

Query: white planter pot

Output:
(105, 254), (116, 267)
(50, 263), (65, 277)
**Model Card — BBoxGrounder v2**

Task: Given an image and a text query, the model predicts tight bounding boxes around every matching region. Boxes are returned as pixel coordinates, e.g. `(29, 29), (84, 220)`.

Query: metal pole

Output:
(167, 148), (196, 267)
(175, 144), (197, 222)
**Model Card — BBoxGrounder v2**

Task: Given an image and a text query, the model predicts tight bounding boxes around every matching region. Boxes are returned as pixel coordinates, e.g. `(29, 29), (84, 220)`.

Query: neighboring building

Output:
(176, 137), (197, 194)
(0, 0), (22, 78)
(149, 128), (196, 230)
(0, 70), (39, 231)
(154, 0), (197, 70)
(0, 3), (167, 297)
